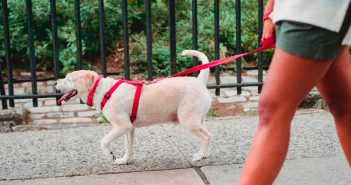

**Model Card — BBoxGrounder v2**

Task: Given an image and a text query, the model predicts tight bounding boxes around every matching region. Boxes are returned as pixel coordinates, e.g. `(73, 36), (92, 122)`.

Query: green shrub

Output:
(0, 0), (272, 76)
(129, 0), (273, 77)
(0, 0), (122, 73)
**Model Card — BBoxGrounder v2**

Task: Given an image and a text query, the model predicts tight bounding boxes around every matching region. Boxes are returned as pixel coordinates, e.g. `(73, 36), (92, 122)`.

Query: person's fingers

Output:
(262, 20), (275, 41)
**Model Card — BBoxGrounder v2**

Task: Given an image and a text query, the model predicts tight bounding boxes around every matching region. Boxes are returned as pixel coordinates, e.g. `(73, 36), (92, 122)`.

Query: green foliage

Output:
(244, 109), (258, 117)
(129, 0), (272, 77)
(96, 112), (109, 124)
(0, 0), (272, 76)
(0, 0), (122, 74)
(207, 108), (219, 117)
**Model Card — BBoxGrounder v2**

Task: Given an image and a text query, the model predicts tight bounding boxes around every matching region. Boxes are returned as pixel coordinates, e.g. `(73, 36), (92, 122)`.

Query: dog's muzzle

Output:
(57, 90), (78, 105)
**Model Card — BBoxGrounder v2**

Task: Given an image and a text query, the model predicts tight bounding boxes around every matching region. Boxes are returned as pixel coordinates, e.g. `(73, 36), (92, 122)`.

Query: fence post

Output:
(98, 0), (107, 77)
(214, 0), (220, 96)
(192, 0), (198, 77)
(168, 0), (177, 75)
(0, 62), (7, 109)
(25, 0), (38, 107)
(50, 0), (60, 104)
(122, 0), (130, 80)
(235, 0), (242, 95)
(1, 0), (13, 107)
(74, 0), (83, 70)
(145, 0), (153, 81)
(258, 0), (264, 93)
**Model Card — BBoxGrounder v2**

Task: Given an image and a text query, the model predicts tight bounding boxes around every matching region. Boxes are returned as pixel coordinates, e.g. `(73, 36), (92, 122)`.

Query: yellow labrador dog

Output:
(55, 50), (212, 165)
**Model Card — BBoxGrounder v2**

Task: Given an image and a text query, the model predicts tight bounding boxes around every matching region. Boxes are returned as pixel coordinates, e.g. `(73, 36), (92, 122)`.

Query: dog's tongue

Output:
(57, 90), (78, 105)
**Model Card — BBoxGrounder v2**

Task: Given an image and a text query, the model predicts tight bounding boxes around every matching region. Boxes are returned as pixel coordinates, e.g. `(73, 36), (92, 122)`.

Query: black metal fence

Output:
(0, 0), (265, 110)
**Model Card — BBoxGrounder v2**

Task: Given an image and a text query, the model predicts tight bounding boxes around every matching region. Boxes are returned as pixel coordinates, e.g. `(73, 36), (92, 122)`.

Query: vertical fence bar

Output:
(191, 0), (198, 77)
(1, 0), (12, 107)
(145, 0), (153, 80)
(98, 0), (107, 77)
(74, 0), (83, 70)
(257, 0), (264, 93)
(168, 0), (176, 75)
(122, 0), (130, 80)
(50, 0), (60, 102)
(0, 63), (7, 109)
(235, 0), (242, 95)
(214, 0), (220, 95)
(25, 0), (38, 107)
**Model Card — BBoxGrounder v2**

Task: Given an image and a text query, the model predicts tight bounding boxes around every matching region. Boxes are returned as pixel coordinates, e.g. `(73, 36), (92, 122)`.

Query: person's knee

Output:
(258, 96), (281, 123)
(325, 98), (351, 122)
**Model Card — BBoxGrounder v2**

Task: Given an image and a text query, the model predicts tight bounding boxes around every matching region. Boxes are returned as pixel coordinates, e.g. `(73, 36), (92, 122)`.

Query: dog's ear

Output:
(80, 72), (95, 92)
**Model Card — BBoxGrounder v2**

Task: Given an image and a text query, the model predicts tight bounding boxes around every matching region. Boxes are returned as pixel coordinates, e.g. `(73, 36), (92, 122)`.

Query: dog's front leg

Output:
(100, 125), (131, 164)
(115, 127), (135, 165)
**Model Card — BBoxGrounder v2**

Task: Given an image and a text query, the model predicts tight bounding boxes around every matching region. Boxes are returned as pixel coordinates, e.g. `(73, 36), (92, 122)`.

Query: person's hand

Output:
(261, 18), (276, 48)
(262, 19), (275, 41)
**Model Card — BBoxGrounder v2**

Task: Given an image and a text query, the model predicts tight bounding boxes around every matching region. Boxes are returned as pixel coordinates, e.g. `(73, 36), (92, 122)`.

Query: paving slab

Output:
(0, 126), (190, 180)
(0, 168), (204, 185)
(0, 110), (345, 184)
(201, 154), (351, 185)
(163, 111), (340, 167)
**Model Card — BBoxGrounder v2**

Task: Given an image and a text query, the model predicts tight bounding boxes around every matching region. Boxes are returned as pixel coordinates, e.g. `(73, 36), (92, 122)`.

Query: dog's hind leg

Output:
(178, 100), (212, 161)
(186, 123), (212, 161)
(179, 113), (212, 161)
(115, 127), (135, 165)
(100, 124), (132, 164)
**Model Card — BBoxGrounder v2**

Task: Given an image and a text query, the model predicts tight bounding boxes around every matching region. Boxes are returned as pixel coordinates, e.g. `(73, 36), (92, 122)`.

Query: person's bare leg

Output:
(238, 48), (333, 185)
(317, 46), (351, 166)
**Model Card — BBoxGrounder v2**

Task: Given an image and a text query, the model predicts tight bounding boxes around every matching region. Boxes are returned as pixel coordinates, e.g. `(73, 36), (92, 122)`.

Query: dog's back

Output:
(131, 50), (211, 126)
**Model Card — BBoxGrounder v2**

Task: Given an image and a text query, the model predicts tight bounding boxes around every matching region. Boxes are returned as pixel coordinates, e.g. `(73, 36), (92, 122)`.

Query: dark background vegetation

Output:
(0, 0), (273, 77)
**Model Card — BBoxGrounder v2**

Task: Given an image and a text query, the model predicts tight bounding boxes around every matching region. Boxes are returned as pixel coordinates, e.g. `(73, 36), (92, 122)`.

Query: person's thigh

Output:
(316, 46), (351, 165)
(260, 48), (333, 118)
(317, 46), (351, 117)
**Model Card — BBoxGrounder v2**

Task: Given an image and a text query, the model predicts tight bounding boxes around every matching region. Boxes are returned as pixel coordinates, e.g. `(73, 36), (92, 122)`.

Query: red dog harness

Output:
(86, 75), (144, 122)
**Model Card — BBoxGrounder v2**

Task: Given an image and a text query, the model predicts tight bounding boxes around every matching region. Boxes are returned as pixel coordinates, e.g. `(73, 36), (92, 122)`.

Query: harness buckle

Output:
(104, 92), (112, 99)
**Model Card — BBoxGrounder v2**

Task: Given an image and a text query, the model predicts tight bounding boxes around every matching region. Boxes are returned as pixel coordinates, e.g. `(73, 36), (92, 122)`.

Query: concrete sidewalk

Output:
(0, 110), (350, 184)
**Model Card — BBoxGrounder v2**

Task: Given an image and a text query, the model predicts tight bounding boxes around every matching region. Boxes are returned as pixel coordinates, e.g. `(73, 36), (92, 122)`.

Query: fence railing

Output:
(0, 0), (265, 110)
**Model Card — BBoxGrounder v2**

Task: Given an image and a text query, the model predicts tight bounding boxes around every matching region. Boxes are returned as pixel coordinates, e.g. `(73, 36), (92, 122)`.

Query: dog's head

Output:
(56, 70), (98, 105)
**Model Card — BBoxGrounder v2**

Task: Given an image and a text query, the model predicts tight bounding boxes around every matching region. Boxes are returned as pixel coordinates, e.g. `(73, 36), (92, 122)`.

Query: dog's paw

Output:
(114, 158), (128, 165)
(192, 152), (206, 162)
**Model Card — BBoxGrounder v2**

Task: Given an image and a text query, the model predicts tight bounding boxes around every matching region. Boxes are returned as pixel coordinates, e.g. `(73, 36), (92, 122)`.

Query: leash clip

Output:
(130, 116), (136, 122)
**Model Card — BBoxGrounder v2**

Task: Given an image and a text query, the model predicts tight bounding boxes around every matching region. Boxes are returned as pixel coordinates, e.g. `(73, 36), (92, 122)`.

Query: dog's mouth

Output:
(57, 90), (78, 105)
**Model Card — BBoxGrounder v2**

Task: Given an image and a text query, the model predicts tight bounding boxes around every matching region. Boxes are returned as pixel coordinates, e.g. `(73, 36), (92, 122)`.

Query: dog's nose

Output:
(54, 82), (57, 86)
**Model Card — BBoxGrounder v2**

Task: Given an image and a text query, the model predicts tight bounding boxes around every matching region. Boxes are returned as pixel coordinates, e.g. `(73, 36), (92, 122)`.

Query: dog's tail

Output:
(181, 50), (209, 85)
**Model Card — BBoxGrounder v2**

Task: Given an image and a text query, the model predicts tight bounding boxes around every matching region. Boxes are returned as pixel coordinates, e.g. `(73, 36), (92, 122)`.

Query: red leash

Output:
(172, 37), (275, 78)
(151, 37), (275, 83)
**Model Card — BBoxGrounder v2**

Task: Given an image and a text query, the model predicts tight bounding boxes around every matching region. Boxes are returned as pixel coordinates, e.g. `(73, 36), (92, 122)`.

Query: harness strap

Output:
(100, 80), (125, 111)
(100, 80), (144, 123)
(130, 84), (143, 122)
(86, 75), (103, 106)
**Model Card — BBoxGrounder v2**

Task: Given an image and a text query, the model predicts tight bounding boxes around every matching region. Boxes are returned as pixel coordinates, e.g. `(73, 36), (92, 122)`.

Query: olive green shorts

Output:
(275, 21), (344, 61)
